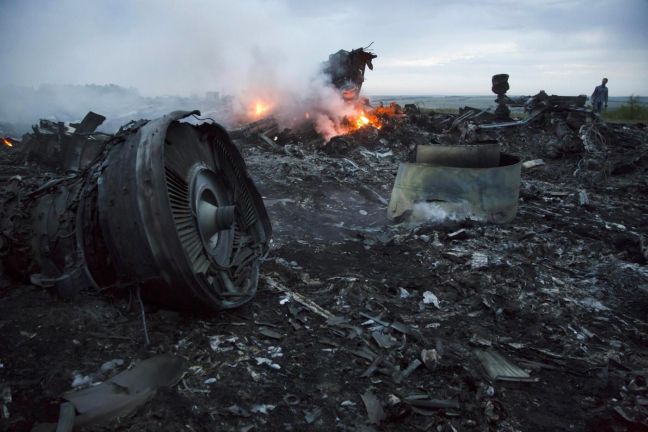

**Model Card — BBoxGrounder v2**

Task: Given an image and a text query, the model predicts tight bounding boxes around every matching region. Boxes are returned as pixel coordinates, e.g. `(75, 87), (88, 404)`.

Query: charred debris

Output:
(1, 49), (648, 431)
(322, 45), (377, 102)
(0, 111), (272, 310)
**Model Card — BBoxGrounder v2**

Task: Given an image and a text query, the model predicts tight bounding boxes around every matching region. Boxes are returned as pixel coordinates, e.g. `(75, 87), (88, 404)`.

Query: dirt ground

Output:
(1, 109), (648, 431)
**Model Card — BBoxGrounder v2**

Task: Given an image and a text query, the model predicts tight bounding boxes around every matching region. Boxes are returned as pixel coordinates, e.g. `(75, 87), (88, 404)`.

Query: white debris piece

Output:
(71, 372), (93, 388)
(421, 348), (440, 369)
(189, 365), (204, 375)
(251, 404), (276, 414)
(471, 252), (489, 269)
(209, 335), (236, 353)
(268, 346), (283, 358)
(422, 291), (441, 309)
(100, 359), (124, 374)
(577, 297), (609, 311)
(255, 357), (281, 370)
(247, 366), (261, 381)
(522, 159), (545, 169)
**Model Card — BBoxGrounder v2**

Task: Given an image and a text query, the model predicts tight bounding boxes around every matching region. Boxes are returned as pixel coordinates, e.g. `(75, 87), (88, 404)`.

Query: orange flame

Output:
(348, 110), (382, 131)
(344, 103), (404, 133)
(253, 101), (271, 118)
(2, 138), (12, 148)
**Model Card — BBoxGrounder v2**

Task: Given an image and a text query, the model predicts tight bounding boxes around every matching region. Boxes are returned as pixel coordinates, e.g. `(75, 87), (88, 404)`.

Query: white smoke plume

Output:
(0, 0), (368, 138)
(226, 49), (363, 140)
(409, 201), (486, 223)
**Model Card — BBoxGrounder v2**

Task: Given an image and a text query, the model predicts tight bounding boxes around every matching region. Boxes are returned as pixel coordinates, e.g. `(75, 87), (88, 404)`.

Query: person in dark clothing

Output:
(591, 78), (609, 113)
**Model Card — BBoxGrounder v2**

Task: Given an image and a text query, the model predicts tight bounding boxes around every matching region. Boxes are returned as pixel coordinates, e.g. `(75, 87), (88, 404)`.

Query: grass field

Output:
(604, 96), (648, 122)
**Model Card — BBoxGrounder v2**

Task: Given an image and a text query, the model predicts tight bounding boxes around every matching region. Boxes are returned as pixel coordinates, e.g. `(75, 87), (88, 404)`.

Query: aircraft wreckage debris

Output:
(1, 72), (648, 430)
(0, 110), (272, 310)
(388, 141), (522, 224)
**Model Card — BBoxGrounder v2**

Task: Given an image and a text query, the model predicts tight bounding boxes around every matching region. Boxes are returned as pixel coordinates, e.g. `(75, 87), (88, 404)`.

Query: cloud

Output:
(0, 0), (646, 97)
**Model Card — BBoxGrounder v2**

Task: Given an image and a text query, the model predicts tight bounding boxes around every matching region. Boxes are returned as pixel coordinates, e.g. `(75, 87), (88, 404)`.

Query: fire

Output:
(253, 101), (271, 117)
(356, 114), (370, 128)
(237, 99), (275, 123)
(373, 104), (401, 117)
(344, 103), (404, 133)
(348, 110), (382, 131)
(2, 138), (12, 148)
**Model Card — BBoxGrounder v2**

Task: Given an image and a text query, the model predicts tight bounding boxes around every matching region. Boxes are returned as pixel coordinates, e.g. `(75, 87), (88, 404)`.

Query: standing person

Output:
(591, 78), (609, 113)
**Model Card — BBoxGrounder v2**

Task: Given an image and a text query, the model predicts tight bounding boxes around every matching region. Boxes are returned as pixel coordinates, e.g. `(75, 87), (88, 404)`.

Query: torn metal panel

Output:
(63, 354), (187, 427)
(55, 402), (75, 432)
(387, 153), (521, 223)
(475, 350), (538, 382)
(404, 395), (460, 410)
(17, 112), (107, 172)
(361, 389), (386, 425)
(476, 108), (546, 130)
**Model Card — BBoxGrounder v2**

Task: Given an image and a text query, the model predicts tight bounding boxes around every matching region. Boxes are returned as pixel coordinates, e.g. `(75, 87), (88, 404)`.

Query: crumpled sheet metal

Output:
(63, 354), (187, 427)
(387, 153), (521, 223)
(416, 142), (500, 168)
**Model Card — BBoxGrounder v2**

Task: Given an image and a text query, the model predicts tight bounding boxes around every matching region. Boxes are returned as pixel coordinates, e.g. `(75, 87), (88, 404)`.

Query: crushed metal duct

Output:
(388, 142), (521, 224)
(0, 110), (271, 310)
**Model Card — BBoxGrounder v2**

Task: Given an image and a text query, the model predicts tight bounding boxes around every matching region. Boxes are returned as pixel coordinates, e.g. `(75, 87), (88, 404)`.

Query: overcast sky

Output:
(1, 0), (646, 96)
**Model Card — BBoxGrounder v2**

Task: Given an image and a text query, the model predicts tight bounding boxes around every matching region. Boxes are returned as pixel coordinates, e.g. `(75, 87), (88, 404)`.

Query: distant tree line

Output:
(605, 95), (648, 122)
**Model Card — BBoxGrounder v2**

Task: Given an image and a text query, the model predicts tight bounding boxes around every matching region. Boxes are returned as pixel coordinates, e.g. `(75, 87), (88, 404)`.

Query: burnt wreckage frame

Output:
(0, 111), (271, 310)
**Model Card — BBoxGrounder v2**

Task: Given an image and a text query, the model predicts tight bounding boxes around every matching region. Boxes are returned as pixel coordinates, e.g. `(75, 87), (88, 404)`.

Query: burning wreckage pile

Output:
(1, 50), (648, 432)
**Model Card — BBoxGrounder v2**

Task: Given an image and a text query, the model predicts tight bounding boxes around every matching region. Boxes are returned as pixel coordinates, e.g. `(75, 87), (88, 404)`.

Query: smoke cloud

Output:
(0, 0), (366, 136)
(4, 0), (642, 132)
(0, 0), (333, 96)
